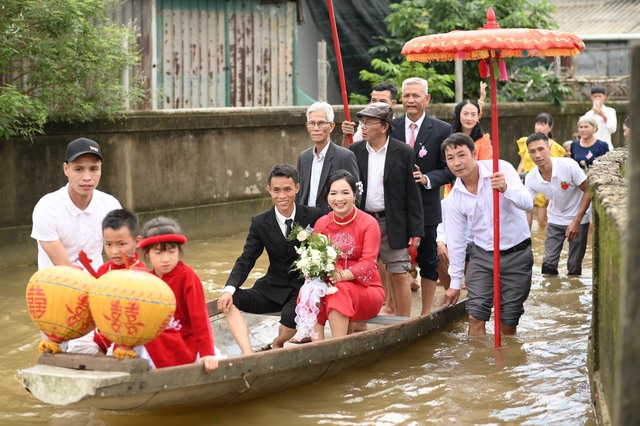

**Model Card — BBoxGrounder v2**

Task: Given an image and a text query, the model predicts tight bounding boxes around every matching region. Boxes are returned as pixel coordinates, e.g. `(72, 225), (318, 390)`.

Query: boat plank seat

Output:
(207, 299), (408, 326)
(37, 353), (151, 373)
(354, 315), (408, 325)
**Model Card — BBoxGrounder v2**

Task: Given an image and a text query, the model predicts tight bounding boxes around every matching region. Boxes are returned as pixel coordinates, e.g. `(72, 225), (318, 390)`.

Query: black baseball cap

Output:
(65, 138), (103, 162)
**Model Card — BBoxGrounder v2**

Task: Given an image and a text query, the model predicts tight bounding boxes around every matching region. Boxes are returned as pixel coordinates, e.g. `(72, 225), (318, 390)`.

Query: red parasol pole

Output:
(327, 0), (353, 144)
(489, 52), (502, 348)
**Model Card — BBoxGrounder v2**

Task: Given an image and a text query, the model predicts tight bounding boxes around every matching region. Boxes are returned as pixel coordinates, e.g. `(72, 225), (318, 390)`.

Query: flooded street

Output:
(1, 227), (595, 425)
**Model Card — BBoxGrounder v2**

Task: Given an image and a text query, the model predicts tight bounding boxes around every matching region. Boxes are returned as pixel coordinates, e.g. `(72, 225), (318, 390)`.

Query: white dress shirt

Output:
(444, 160), (533, 290)
(364, 138), (389, 212)
(404, 112), (425, 147)
(525, 157), (590, 226)
(274, 204), (297, 237)
(307, 143), (330, 206)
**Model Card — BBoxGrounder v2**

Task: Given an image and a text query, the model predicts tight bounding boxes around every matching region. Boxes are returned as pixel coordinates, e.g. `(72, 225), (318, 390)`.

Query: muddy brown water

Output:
(1, 228), (595, 425)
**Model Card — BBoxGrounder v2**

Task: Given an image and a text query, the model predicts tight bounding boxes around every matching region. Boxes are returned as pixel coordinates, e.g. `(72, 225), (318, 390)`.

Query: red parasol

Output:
(402, 7), (584, 347)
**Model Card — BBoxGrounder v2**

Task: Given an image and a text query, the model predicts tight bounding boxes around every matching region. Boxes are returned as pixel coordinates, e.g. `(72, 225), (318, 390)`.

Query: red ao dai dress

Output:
(313, 209), (384, 325)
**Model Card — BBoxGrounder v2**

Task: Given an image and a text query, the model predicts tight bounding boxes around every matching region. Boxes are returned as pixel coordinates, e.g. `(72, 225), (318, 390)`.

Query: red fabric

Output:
(313, 211), (384, 324)
(96, 252), (147, 276)
(138, 234), (187, 250)
(93, 252), (148, 353)
(144, 261), (215, 369)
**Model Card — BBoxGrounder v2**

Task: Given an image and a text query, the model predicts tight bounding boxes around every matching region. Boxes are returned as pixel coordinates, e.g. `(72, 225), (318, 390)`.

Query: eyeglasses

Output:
(359, 120), (382, 127)
(461, 111), (478, 118)
(306, 121), (332, 129)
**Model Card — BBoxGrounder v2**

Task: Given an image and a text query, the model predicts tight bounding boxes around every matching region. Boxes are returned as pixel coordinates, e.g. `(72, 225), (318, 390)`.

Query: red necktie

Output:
(409, 123), (417, 148)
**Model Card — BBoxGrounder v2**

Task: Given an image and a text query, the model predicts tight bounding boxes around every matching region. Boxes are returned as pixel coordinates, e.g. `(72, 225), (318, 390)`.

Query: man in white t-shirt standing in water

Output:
(525, 132), (592, 276)
(31, 137), (122, 272)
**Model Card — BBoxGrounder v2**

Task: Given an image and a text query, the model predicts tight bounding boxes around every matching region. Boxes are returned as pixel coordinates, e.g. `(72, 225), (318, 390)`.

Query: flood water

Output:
(1, 226), (595, 425)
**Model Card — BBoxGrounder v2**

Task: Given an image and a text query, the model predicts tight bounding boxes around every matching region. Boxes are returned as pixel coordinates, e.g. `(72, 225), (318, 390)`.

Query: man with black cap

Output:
(585, 86), (617, 151)
(349, 103), (424, 317)
(31, 137), (121, 271)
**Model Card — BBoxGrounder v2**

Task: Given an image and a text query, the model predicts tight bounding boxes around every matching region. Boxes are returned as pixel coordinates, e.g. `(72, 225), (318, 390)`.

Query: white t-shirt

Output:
(525, 157), (590, 226)
(31, 184), (122, 270)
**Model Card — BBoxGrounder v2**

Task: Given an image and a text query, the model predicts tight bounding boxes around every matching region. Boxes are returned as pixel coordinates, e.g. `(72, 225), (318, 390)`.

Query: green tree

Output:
(358, 0), (569, 104)
(0, 0), (144, 139)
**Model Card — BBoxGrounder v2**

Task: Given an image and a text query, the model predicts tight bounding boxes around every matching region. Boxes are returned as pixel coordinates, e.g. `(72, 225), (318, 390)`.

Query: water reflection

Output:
(0, 228), (595, 425)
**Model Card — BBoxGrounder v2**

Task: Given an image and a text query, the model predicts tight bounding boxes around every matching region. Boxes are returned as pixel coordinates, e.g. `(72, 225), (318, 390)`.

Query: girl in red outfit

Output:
(312, 171), (384, 339)
(139, 217), (218, 373)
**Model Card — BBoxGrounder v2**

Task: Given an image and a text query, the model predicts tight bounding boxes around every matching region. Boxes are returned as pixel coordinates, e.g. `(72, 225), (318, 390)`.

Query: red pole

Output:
(489, 53), (502, 348)
(327, 0), (353, 144)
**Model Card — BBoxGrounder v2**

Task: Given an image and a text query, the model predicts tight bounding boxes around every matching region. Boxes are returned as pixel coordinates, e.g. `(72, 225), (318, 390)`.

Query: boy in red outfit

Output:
(96, 209), (145, 275)
(67, 209), (147, 354)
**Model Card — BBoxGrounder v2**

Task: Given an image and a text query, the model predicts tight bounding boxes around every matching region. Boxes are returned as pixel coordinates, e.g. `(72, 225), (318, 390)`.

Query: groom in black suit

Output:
(392, 77), (454, 315)
(218, 163), (322, 353)
(350, 103), (424, 317)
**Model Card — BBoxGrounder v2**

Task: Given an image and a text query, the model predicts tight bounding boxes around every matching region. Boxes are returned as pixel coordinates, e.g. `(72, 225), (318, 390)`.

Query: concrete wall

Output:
(0, 101), (628, 270)
(587, 43), (639, 426)
(587, 147), (628, 425)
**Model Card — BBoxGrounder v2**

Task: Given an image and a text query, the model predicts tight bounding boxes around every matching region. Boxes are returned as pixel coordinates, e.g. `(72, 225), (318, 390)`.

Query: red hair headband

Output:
(138, 234), (187, 249)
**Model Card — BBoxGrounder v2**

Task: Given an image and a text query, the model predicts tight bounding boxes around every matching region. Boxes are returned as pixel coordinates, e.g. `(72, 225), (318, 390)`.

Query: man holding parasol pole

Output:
(401, 7), (584, 345)
(441, 133), (533, 336)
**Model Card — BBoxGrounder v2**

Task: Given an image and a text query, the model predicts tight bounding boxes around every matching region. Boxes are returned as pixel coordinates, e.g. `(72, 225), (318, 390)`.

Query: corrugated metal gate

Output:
(112, 0), (297, 109)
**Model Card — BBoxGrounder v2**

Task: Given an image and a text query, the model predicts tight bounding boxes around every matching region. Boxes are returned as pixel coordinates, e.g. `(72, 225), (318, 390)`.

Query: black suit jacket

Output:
(392, 113), (454, 226)
(296, 141), (359, 214)
(225, 204), (323, 305)
(350, 137), (424, 249)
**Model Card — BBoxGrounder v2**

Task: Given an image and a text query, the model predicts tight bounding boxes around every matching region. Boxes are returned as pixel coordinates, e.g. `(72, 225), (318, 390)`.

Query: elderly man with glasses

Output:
(296, 102), (359, 214)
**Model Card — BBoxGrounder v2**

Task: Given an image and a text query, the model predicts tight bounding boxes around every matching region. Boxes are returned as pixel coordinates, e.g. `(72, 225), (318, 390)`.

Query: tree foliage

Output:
(357, 0), (571, 104)
(0, 0), (145, 139)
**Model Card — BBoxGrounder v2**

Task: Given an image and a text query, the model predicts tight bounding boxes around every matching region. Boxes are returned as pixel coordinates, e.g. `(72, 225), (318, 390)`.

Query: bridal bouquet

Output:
(288, 224), (339, 340)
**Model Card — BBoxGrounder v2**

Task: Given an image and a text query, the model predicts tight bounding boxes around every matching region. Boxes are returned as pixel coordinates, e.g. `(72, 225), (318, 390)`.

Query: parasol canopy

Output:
(401, 7), (584, 347)
(402, 28), (585, 63)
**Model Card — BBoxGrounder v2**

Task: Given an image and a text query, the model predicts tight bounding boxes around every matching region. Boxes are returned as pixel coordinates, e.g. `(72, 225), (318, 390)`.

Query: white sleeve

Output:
(502, 161), (534, 211)
(436, 222), (446, 243)
(570, 160), (588, 186)
(524, 173), (539, 201)
(31, 198), (60, 242)
(604, 107), (617, 134)
(444, 198), (467, 290)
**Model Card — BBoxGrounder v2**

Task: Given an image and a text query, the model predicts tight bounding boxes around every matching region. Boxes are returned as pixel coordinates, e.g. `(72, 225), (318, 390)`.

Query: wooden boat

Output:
(20, 298), (466, 410)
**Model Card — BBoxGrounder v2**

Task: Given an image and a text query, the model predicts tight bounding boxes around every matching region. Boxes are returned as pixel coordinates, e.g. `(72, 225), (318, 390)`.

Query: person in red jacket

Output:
(139, 217), (218, 373)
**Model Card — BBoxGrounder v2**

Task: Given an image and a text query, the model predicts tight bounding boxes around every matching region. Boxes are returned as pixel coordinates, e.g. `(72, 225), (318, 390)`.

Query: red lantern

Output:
(26, 266), (96, 354)
(90, 269), (176, 359)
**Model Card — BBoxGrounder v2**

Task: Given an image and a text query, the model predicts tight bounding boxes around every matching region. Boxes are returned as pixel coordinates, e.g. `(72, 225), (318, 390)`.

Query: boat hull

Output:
(21, 300), (466, 410)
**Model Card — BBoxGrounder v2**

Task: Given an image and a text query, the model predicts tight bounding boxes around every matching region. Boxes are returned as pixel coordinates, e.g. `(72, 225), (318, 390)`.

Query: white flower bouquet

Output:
(287, 224), (340, 340)
(289, 225), (339, 284)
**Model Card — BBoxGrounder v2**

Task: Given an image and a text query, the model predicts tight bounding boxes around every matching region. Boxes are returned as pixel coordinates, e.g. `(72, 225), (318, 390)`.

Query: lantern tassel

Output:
(113, 346), (137, 359)
(38, 339), (62, 354)
(498, 58), (508, 81)
(478, 59), (488, 78)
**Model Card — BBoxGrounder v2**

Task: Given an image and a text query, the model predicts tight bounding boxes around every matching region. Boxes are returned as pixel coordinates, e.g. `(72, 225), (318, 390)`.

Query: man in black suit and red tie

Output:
(350, 103), (424, 317)
(218, 163), (322, 354)
(392, 77), (454, 315)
